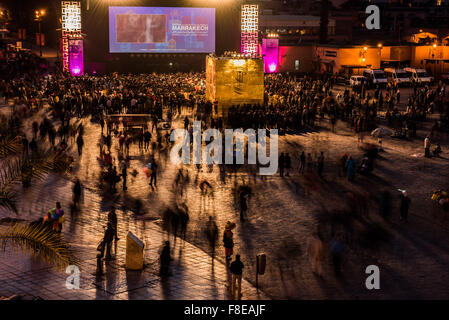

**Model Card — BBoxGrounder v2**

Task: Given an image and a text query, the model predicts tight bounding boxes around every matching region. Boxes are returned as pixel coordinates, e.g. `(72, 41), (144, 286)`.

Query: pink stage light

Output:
(268, 63), (277, 72)
(71, 67), (81, 75)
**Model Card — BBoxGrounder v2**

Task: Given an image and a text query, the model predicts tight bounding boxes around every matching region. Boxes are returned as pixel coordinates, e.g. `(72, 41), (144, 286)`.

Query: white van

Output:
(349, 75), (365, 87)
(363, 69), (388, 87)
(384, 68), (410, 86)
(404, 68), (434, 84)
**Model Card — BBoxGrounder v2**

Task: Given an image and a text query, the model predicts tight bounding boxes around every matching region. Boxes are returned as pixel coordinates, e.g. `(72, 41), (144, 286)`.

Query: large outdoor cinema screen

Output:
(108, 7), (215, 53)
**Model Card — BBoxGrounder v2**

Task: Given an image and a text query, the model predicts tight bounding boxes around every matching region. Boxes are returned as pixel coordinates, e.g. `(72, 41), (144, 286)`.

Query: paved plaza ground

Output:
(1, 87), (449, 299)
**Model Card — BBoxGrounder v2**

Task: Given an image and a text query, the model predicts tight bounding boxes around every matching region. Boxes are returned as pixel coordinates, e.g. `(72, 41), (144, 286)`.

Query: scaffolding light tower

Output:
(241, 3), (259, 57)
(61, 1), (82, 74)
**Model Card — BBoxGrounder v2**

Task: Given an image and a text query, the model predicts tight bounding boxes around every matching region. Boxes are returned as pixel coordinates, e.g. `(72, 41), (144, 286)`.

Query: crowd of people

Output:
(2, 46), (449, 299)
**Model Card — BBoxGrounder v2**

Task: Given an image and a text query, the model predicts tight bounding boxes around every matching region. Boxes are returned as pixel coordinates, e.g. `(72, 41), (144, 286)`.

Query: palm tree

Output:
(0, 120), (76, 269)
(1, 131), (72, 208)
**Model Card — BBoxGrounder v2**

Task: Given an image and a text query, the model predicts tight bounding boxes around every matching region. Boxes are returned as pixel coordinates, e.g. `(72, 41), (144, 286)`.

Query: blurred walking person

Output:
(108, 207), (119, 242)
(308, 232), (324, 277)
(206, 216), (218, 259)
(230, 254), (244, 300)
(424, 135), (431, 158)
(72, 178), (82, 209)
(76, 134), (84, 156)
(399, 190), (411, 222)
(284, 153), (291, 177)
(278, 153), (285, 177)
(317, 151), (324, 178)
(159, 241), (171, 277)
(330, 234), (344, 276)
(223, 221), (235, 263)
(299, 151), (306, 174)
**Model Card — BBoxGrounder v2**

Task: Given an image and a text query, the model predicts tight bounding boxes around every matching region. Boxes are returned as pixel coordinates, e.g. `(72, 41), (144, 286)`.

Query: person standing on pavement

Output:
(339, 153), (348, 177)
(317, 151), (324, 178)
(424, 135), (431, 158)
(52, 202), (65, 233)
(121, 164), (128, 191)
(159, 241), (171, 277)
(299, 151), (306, 174)
(399, 190), (411, 222)
(72, 178), (82, 209)
(100, 117), (105, 134)
(239, 191), (248, 221)
(279, 152), (285, 177)
(230, 254), (244, 300)
(308, 231), (324, 277)
(144, 129), (151, 151)
(284, 153), (291, 177)
(223, 221), (235, 262)
(108, 207), (119, 242)
(106, 132), (112, 152)
(102, 222), (115, 260)
(306, 153), (313, 172)
(149, 159), (158, 188)
(330, 234), (344, 276)
(76, 133), (84, 156)
(138, 129), (144, 151)
(346, 156), (355, 181)
(206, 216), (218, 259)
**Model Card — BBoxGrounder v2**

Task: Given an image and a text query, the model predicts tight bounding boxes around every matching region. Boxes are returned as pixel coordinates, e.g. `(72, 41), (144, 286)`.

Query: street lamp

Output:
(34, 9), (46, 56)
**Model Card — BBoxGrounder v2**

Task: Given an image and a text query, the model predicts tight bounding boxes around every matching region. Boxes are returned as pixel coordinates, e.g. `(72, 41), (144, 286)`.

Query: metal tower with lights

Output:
(61, 1), (83, 75)
(240, 3), (259, 56)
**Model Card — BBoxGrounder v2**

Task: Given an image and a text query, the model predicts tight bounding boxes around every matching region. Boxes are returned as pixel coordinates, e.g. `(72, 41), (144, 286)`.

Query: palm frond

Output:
(0, 136), (21, 159)
(0, 189), (17, 213)
(0, 158), (23, 187)
(0, 222), (79, 270)
(0, 151), (72, 190)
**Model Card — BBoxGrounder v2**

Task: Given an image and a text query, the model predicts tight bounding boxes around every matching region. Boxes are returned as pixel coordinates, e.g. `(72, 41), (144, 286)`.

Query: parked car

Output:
(349, 75), (365, 87)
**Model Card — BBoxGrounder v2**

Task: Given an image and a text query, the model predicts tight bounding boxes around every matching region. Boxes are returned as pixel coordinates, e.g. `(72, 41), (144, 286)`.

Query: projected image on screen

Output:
(109, 7), (215, 53)
(116, 14), (166, 43)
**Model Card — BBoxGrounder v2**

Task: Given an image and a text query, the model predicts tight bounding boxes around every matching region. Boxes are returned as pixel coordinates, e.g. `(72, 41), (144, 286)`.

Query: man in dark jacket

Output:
(230, 254), (244, 300)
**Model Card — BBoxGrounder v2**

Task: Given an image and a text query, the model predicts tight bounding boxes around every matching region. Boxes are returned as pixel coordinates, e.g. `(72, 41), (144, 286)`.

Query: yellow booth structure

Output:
(206, 54), (264, 114)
